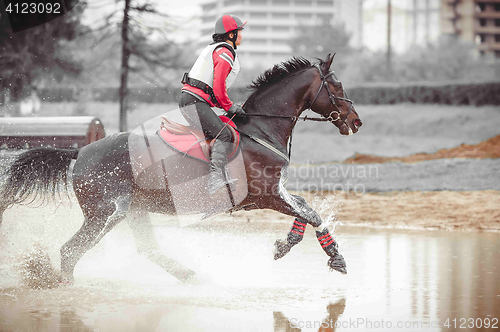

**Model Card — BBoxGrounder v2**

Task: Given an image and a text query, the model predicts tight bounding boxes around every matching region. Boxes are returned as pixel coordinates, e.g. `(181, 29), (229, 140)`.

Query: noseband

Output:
(310, 64), (354, 124)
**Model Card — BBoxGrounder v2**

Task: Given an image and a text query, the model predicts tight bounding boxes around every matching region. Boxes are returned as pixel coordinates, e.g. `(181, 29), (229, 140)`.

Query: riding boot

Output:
(207, 139), (237, 195)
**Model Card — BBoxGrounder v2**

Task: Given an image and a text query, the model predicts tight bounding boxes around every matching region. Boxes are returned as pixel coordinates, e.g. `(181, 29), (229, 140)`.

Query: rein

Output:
(243, 112), (330, 122)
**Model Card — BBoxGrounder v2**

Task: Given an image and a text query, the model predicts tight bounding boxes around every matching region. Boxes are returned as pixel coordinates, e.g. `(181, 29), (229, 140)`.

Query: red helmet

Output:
(214, 15), (246, 35)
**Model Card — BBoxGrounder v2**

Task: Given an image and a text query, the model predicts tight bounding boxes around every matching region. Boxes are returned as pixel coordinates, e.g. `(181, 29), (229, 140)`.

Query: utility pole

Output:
(425, 0), (430, 45)
(119, 0), (131, 132)
(359, 0), (364, 50)
(413, 0), (417, 42)
(387, 0), (392, 73)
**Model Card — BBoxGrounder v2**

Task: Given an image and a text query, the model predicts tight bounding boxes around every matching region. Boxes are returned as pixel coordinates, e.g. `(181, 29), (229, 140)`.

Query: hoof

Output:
(180, 272), (196, 283)
(59, 272), (74, 285)
(58, 276), (74, 286)
(183, 273), (213, 285)
(182, 274), (199, 284)
(177, 269), (197, 283)
(328, 254), (347, 275)
(274, 239), (291, 260)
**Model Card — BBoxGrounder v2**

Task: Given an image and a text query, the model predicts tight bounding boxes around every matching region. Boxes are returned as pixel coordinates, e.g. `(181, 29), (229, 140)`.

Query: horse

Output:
(0, 54), (362, 284)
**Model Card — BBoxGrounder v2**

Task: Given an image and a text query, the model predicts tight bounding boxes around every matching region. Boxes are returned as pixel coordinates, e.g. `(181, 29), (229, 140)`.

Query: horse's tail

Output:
(0, 147), (79, 206)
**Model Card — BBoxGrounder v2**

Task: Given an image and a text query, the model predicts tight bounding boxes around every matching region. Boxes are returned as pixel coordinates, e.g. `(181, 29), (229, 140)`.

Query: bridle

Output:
(238, 63), (357, 163)
(244, 64), (355, 125)
(309, 63), (354, 124)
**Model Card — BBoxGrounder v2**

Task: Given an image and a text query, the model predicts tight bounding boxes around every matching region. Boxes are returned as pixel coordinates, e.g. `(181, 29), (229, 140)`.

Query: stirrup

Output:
(207, 166), (238, 195)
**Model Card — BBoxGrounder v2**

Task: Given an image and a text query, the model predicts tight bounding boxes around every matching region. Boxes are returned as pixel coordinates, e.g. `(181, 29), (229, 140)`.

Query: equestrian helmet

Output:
(214, 15), (246, 34)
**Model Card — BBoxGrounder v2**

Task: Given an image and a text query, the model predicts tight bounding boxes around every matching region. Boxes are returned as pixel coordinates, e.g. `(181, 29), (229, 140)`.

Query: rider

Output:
(179, 14), (246, 195)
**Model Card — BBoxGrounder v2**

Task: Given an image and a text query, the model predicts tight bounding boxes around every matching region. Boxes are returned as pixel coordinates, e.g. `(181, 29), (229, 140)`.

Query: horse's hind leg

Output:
(128, 209), (195, 282)
(271, 194), (347, 274)
(60, 195), (131, 283)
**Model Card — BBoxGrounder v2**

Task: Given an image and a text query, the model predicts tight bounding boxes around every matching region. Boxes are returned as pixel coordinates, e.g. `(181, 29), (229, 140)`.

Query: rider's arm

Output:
(212, 47), (234, 112)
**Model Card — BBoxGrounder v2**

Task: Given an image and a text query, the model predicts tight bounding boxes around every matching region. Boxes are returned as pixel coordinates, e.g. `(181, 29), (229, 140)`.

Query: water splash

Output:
(0, 150), (20, 186)
(17, 246), (60, 290)
(309, 194), (343, 233)
(279, 165), (344, 230)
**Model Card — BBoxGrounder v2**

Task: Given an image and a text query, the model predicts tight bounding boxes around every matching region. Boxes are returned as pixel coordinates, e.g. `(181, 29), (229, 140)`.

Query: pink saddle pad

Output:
(158, 115), (240, 162)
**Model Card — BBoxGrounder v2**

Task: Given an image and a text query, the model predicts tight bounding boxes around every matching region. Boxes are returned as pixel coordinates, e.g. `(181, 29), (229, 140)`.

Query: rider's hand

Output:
(227, 104), (246, 117)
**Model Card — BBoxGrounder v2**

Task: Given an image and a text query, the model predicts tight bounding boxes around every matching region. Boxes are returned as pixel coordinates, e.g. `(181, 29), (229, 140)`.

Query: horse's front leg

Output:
(269, 193), (347, 275)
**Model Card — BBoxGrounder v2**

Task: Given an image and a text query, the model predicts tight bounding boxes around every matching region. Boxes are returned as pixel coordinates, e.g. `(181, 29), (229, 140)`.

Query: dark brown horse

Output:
(0, 54), (361, 283)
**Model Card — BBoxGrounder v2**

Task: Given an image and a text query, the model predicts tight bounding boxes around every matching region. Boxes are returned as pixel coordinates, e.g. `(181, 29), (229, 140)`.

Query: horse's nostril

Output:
(353, 119), (362, 127)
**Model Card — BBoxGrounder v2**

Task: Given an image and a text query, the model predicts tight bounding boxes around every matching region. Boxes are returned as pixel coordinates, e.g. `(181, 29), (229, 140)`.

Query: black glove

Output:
(227, 104), (246, 117)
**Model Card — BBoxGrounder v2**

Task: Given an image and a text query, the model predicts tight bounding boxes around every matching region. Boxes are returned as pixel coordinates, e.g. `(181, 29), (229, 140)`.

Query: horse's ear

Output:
(323, 53), (335, 70)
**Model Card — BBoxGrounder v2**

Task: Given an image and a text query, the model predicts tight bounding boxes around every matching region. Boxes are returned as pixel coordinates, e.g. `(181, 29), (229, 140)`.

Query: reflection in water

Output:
(0, 213), (499, 331)
(0, 304), (92, 332)
(441, 232), (500, 323)
(348, 228), (500, 331)
(274, 311), (302, 332)
(274, 298), (346, 332)
(59, 308), (93, 332)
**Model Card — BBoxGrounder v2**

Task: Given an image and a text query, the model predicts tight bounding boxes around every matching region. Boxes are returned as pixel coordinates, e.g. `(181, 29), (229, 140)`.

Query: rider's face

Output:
(236, 30), (243, 46)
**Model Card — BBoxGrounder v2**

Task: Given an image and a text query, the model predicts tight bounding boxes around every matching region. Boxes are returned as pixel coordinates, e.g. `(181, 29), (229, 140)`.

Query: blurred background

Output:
(1, 0), (499, 135)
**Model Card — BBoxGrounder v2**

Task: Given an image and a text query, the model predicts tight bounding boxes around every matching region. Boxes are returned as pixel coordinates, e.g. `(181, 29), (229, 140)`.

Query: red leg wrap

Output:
(287, 218), (307, 245)
(316, 228), (338, 257)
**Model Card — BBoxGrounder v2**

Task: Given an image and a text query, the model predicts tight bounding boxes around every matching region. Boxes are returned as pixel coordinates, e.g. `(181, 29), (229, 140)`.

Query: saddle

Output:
(158, 115), (240, 162)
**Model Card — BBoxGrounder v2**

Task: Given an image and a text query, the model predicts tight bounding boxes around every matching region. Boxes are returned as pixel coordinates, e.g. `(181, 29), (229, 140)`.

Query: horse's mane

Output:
(246, 57), (313, 103)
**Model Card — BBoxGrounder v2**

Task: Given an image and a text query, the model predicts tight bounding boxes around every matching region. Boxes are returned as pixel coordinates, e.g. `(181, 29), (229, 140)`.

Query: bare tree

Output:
(119, 0), (131, 132)
(113, 0), (192, 131)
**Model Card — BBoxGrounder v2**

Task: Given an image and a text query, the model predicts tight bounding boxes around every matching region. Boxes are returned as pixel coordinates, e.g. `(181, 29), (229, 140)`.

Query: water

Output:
(0, 204), (499, 332)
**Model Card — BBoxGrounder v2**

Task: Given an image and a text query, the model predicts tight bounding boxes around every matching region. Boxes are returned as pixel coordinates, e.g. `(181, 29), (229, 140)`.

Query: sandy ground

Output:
(343, 134), (500, 163)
